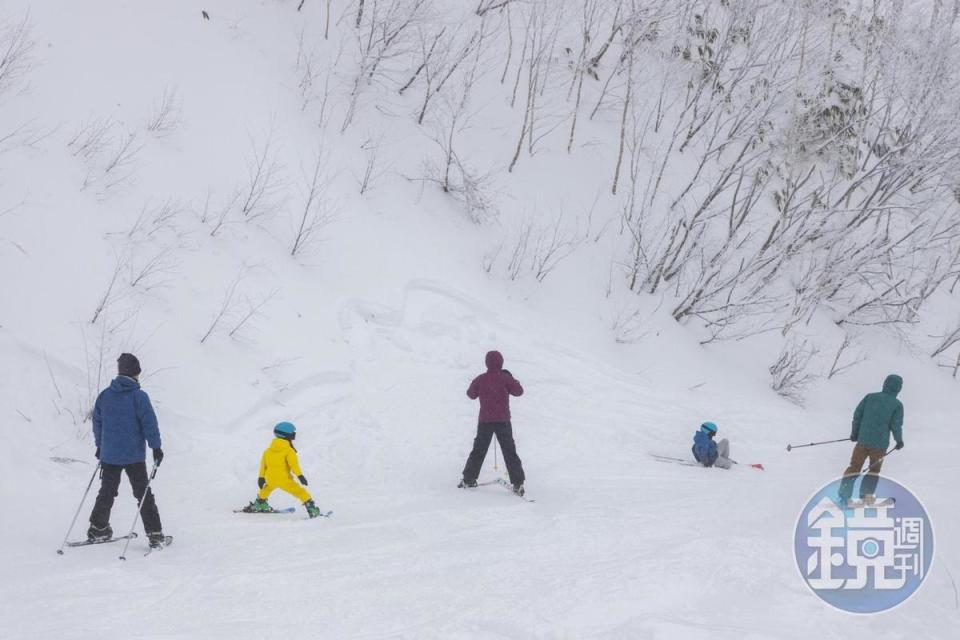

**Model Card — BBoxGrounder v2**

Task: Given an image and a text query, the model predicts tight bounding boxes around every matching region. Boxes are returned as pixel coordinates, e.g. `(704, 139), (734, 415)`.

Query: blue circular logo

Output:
(793, 476), (934, 613)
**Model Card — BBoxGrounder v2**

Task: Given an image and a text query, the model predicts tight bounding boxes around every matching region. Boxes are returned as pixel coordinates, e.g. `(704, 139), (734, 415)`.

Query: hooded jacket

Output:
(851, 375), (904, 450)
(467, 351), (524, 423)
(92, 376), (161, 465)
(692, 430), (718, 467)
(259, 437), (305, 487)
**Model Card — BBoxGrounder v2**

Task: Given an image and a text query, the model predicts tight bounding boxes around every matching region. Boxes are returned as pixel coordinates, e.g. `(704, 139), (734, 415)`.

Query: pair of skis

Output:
(232, 506), (334, 518)
(461, 477), (535, 502)
(840, 497), (896, 509)
(649, 453), (765, 470)
(63, 532), (175, 558)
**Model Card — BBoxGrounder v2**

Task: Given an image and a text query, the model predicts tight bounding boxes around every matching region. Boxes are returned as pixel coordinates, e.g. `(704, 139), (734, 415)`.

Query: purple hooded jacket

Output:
(467, 351), (524, 423)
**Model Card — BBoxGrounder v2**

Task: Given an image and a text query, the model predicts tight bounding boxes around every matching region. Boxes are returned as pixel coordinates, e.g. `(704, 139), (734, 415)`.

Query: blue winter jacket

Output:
(692, 430), (718, 467)
(92, 377), (161, 465)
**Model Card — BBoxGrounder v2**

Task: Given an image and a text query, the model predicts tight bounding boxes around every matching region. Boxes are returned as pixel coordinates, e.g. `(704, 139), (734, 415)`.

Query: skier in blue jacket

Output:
(87, 353), (167, 546)
(692, 421), (732, 469)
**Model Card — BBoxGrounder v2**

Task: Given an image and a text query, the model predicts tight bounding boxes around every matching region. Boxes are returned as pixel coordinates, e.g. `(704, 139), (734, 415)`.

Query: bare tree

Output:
(931, 320), (960, 360)
(828, 333), (867, 379)
(90, 251), (130, 324)
(145, 86), (183, 136)
(81, 127), (145, 195)
(67, 117), (115, 161)
(291, 148), (339, 257)
(531, 214), (580, 281)
(508, 4), (564, 172)
(201, 273), (245, 344)
(342, 0), (429, 131)
(401, 23), (487, 125)
(208, 188), (241, 237)
(476, 0), (514, 16)
(229, 288), (280, 340)
(770, 339), (818, 405)
(358, 134), (389, 194)
(239, 130), (287, 222)
(0, 12), (34, 100)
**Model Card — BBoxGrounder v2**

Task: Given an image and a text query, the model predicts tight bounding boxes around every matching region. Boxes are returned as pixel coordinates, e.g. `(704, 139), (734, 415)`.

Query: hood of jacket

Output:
(882, 374), (903, 397)
(268, 437), (293, 453)
(485, 350), (504, 371)
(109, 376), (141, 393)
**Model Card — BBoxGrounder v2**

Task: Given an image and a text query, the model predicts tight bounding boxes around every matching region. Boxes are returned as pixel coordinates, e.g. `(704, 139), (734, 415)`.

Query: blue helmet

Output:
(274, 421), (297, 440)
(700, 421), (718, 435)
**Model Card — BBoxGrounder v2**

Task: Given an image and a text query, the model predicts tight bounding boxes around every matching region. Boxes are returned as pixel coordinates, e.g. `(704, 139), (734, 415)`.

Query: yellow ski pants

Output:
(258, 479), (311, 503)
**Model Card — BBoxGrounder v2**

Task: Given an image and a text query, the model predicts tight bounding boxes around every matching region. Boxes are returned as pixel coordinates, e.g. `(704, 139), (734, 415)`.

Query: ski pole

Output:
(119, 463), (159, 561)
(57, 462), (101, 555)
(863, 447), (897, 474)
(730, 459), (765, 471)
(786, 438), (849, 452)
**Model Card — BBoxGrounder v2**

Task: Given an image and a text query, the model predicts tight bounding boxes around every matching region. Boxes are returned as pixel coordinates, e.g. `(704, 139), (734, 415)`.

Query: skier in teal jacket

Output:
(838, 374), (904, 505)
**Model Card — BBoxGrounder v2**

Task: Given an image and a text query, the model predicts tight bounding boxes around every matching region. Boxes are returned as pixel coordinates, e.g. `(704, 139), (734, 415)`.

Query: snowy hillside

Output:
(1, 1), (959, 638)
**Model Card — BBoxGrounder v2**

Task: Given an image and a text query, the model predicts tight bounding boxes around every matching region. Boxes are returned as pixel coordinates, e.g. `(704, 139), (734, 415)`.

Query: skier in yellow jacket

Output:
(243, 422), (322, 518)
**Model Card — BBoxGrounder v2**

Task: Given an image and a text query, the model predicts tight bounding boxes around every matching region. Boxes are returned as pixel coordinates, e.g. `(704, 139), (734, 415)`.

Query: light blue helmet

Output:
(274, 421), (297, 440)
(700, 421), (718, 435)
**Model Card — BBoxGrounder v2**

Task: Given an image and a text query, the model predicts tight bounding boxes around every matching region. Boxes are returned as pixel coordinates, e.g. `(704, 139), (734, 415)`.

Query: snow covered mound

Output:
(0, 1), (958, 638)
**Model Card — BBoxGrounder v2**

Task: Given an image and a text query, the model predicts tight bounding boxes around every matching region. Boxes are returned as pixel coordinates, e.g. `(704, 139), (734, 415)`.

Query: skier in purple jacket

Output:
(458, 350), (526, 495)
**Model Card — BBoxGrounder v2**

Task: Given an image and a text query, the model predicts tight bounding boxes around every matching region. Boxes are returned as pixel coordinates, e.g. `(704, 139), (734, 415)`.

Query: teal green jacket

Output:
(851, 375), (904, 450)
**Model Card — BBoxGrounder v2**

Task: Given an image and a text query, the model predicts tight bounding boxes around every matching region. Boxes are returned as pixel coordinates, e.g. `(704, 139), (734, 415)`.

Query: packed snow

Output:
(1, 1), (958, 638)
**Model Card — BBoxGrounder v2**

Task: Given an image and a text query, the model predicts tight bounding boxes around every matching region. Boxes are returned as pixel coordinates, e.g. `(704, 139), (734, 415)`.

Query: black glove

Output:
(153, 448), (164, 466)
(895, 441), (904, 450)
(502, 369), (512, 377)
(95, 446), (100, 460)
(258, 477), (265, 489)
(850, 435), (856, 442)
(298, 475), (308, 486)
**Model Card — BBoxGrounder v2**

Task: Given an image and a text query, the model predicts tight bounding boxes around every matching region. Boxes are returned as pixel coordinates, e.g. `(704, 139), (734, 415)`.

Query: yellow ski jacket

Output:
(259, 437), (304, 485)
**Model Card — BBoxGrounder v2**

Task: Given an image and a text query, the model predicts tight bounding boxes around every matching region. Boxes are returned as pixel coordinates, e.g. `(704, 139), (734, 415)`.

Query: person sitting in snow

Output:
(244, 422), (322, 518)
(692, 421), (732, 469)
(458, 350), (527, 495)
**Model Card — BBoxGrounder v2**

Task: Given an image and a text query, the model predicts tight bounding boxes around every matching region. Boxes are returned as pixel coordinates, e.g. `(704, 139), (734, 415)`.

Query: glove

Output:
(298, 475), (308, 486)
(95, 446), (100, 460)
(153, 448), (164, 466)
(502, 369), (512, 377)
(895, 441), (904, 450)
(850, 435), (856, 442)
(258, 477), (265, 489)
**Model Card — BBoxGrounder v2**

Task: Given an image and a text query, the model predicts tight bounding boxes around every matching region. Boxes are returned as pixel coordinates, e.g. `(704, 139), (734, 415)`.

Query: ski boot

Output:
(147, 531), (172, 549)
(243, 498), (273, 513)
(861, 494), (895, 507)
(845, 497), (866, 508)
(304, 500), (321, 518)
(87, 524), (112, 542)
(458, 478), (478, 489)
(512, 483), (525, 497)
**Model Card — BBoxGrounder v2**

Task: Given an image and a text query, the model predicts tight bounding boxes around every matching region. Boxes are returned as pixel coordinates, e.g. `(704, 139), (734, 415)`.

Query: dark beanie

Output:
(118, 353), (141, 377)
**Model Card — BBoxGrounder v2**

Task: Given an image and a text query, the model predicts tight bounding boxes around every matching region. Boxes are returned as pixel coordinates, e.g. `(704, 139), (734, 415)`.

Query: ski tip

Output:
(56, 549), (64, 555)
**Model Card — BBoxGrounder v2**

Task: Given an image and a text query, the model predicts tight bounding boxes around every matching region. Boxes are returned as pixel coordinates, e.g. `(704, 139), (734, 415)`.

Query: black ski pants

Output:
(462, 421), (525, 486)
(89, 462), (162, 534)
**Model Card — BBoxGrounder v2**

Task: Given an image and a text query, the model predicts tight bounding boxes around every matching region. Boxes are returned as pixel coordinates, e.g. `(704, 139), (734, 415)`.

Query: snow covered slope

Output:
(1, 1), (958, 638)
